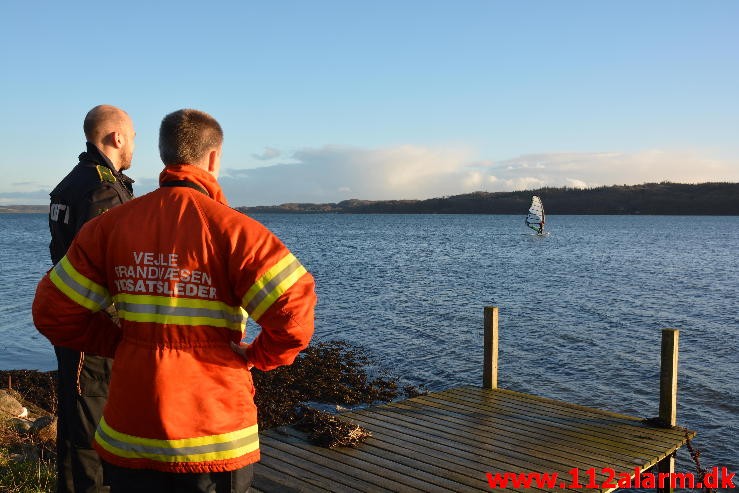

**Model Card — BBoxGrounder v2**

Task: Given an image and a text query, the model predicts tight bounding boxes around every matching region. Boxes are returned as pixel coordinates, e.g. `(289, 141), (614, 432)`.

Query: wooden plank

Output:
(258, 441), (382, 493)
(378, 393), (665, 462)
(262, 418), (543, 491)
(344, 411), (542, 490)
(457, 386), (691, 442)
(445, 388), (686, 448)
(455, 386), (639, 420)
(374, 397), (642, 473)
(431, 388), (688, 451)
(353, 403), (626, 489)
(456, 386), (693, 445)
(388, 396), (672, 488)
(489, 395), (693, 453)
(331, 424), (534, 493)
(379, 392), (648, 455)
(450, 387), (660, 430)
(346, 410), (551, 478)
(445, 388), (692, 451)
(252, 461), (323, 493)
(275, 425), (491, 493)
(347, 406), (605, 492)
(411, 398), (675, 473)
(263, 434), (404, 492)
(265, 427), (469, 492)
(344, 406), (597, 492)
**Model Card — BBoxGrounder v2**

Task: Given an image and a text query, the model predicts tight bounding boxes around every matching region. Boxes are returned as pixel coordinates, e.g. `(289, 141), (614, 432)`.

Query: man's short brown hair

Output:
(159, 109), (223, 166)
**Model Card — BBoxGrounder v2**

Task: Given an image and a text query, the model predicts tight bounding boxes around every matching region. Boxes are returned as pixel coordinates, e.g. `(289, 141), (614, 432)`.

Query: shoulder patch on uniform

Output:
(96, 165), (117, 184)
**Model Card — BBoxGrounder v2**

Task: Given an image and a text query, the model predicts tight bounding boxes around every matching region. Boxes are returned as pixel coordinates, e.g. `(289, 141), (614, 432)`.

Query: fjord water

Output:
(1, 213), (737, 474)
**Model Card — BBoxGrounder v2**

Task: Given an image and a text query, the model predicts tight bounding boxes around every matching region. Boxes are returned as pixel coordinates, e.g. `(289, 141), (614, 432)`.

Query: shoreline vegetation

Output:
(0, 341), (421, 492)
(3, 182), (739, 216)
(237, 182), (738, 215)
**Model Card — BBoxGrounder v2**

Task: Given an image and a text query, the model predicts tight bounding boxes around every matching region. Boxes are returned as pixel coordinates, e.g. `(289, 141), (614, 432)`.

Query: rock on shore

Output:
(1, 389), (56, 443)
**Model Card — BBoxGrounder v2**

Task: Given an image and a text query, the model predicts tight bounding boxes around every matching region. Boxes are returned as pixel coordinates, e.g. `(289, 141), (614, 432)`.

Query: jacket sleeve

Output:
(33, 221), (122, 357)
(76, 184), (122, 230)
(232, 220), (316, 371)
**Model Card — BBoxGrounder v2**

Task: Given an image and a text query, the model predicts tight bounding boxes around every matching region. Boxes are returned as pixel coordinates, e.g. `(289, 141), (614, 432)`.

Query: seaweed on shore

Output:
(253, 340), (409, 429)
(294, 406), (372, 448)
(0, 370), (57, 415)
(2, 341), (420, 432)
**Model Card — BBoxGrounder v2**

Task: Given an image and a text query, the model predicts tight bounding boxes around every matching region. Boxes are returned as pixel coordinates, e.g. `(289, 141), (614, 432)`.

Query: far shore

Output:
(0, 206), (47, 214)
(4, 182), (739, 215)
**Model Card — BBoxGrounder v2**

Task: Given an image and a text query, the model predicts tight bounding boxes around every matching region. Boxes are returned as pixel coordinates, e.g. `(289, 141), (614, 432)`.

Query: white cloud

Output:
(0, 189), (51, 205)
(220, 145), (476, 205)
(197, 146), (737, 206)
(251, 147), (281, 161)
(491, 150), (739, 188)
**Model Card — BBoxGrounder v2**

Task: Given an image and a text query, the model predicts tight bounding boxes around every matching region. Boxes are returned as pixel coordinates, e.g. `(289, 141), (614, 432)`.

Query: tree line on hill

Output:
(238, 182), (739, 215)
(3, 182), (737, 215)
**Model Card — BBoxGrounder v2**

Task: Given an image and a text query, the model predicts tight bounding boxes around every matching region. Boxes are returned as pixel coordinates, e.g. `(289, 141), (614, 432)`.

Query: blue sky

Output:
(1, 1), (737, 206)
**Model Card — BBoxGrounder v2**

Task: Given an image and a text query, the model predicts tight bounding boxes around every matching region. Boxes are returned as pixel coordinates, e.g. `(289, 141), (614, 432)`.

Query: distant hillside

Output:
(0, 205), (46, 214)
(5, 183), (737, 215)
(238, 182), (739, 215)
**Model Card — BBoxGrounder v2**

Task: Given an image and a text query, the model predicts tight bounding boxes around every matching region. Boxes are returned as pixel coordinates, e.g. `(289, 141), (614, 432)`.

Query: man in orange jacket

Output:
(33, 109), (316, 493)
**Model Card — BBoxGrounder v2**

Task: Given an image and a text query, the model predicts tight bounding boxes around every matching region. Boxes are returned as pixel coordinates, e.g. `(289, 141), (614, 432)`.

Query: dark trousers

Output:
(104, 462), (254, 493)
(55, 346), (112, 493)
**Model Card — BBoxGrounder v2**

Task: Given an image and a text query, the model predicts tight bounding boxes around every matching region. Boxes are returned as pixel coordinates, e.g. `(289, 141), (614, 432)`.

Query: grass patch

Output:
(0, 423), (55, 493)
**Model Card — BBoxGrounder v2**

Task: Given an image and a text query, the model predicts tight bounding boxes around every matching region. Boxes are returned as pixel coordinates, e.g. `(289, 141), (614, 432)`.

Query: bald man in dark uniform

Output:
(48, 105), (135, 492)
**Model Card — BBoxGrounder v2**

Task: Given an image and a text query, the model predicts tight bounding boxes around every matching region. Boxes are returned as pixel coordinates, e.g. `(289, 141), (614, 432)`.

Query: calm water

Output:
(1, 213), (737, 477)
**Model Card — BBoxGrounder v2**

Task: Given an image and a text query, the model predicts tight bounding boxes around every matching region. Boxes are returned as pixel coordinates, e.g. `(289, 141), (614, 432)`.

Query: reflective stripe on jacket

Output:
(33, 164), (316, 473)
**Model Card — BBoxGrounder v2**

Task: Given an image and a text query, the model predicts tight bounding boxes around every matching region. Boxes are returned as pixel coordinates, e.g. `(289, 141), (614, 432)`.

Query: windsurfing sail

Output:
(525, 196), (545, 234)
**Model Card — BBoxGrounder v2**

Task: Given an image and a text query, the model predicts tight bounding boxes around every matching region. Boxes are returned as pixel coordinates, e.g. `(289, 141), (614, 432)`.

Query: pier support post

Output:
(656, 328), (679, 493)
(483, 306), (499, 390)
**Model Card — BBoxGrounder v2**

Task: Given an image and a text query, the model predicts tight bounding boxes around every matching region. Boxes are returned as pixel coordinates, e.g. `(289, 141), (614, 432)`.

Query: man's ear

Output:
(111, 131), (124, 149)
(207, 149), (218, 172)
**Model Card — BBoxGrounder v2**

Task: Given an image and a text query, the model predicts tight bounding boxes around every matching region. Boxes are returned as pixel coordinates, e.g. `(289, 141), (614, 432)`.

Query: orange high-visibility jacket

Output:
(33, 164), (316, 473)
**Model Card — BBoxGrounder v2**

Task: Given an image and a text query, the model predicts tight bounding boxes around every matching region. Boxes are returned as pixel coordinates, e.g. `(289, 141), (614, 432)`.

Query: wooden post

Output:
(483, 306), (499, 390)
(656, 328), (679, 493)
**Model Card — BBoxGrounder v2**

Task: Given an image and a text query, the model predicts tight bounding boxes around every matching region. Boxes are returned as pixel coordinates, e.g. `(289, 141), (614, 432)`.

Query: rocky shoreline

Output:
(0, 370), (57, 451)
(0, 371), (57, 492)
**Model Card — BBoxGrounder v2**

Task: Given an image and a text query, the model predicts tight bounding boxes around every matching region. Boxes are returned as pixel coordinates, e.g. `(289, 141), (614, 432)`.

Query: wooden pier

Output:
(252, 308), (695, 492)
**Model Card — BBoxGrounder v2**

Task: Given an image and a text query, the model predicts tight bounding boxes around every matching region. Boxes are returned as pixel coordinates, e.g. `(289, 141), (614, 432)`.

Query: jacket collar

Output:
(80, 142), (117, 171)
(159, 165), (228, 206)
(79, 142), (135, 189)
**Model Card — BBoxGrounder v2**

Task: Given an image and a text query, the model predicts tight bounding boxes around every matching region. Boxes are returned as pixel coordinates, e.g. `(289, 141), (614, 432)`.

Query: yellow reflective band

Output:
(249, 265), (307, 321)
(49, 256), (110, 311)
(112, 293), (246, 332)
(242, 253), (307, 321)
(242, 254), (297, 305)
(95, 417), (259, 463)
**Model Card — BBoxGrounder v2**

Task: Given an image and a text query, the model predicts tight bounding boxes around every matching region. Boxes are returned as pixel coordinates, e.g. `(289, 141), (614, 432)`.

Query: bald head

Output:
(84, 105), (130, 141)
(83, 105), (136, 171)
